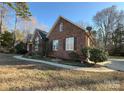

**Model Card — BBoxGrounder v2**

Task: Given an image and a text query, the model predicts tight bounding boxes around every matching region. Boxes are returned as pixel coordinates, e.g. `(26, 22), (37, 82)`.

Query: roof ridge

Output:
(46, 16), (87, 37)
(59, 16), (88, 31)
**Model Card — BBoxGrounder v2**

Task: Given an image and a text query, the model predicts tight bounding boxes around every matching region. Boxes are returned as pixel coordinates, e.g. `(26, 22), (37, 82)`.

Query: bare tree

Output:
(16, 16), (48, 43)
(93, 5), (124, 49)
(0, 3), (8, 34)
(76, 21), (91, 29)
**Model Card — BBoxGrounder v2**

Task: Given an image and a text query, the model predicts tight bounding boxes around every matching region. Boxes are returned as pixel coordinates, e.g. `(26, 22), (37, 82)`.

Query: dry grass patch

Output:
(0, 64), (123, 91)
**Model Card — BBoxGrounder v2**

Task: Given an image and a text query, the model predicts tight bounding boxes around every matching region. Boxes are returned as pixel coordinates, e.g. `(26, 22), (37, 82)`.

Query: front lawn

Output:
(0, 53), (123, 91)
(0, 65), (123, 91)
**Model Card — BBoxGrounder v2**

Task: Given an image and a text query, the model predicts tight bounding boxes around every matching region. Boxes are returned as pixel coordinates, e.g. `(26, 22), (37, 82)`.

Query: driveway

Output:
(106, 58), (124, 71)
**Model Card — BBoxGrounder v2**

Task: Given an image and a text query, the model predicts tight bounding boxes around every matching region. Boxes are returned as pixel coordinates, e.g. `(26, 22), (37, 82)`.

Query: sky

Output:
(27, 2), (124, 32)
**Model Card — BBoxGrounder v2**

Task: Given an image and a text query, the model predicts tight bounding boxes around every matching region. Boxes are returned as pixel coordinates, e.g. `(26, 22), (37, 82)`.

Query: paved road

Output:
(106, 59), (124, 71)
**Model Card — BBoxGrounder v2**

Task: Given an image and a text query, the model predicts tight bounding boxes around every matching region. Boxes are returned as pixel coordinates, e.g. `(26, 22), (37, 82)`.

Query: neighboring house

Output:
(47, 16), (95, 60)
(32, 29), (48, 56)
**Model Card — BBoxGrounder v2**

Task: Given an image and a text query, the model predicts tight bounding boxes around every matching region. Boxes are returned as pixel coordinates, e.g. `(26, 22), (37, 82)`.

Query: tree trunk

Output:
(13, 16), (17, 47)
(0, 10), (3, 34)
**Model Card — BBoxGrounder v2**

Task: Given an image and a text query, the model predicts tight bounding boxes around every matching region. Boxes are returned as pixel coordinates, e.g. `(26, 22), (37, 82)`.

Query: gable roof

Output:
(35, 28), (47, 40)
(47, 16), (89, 37)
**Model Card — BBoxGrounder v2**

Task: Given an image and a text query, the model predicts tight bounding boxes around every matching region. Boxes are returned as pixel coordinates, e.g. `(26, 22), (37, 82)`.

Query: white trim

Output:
(65, 37), (74, 51)
(52, 40), (59, 51)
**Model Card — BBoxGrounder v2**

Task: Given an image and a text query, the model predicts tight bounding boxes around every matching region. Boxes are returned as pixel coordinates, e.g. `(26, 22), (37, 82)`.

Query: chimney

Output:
(86, 26), (92, 32)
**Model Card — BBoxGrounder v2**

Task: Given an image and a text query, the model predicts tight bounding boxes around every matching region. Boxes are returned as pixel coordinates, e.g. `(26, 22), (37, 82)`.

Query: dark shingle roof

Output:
(35, 29), (47, 40)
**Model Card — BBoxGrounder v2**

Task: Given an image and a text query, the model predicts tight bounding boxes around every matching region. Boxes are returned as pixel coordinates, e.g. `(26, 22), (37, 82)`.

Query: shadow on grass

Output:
(16, 64), (63, 70)
(0, 53), (63, 70)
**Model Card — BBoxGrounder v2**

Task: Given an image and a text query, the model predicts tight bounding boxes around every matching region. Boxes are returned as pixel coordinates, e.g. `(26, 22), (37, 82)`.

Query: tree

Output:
(0, 31), (13, 48)
(76, 21), (92, 29)
(17, 16), (48, 43)
(15, 29), (25, 42)
(112, 24), (124, 53)
(93, 5), (124, 49)
(3, 2), (32, 46)
(13, 3), (32, 46)
(0, 3), (8, 34)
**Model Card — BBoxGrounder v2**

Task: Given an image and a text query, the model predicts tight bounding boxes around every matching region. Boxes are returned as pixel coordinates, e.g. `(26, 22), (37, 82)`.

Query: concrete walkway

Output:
(13, 55), (115, 72)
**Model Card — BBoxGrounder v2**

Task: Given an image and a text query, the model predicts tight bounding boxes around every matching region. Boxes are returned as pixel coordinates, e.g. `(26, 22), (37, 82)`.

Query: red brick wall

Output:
(47, 17), (87, 59)
(32, 31), (46, 56)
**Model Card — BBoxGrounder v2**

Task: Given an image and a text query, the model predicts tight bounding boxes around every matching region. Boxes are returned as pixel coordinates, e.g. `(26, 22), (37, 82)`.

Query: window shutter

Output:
(49, 41), (53, 52)
(74, 37), (77, 50)
(63, 39), (65, 50)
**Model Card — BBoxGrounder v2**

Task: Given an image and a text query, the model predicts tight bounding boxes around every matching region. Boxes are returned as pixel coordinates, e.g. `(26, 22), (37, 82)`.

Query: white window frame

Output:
(53, 40), (59, 51)
(59, 23), (63, 32)
(27, 44), (29, 51)
(35, 37), (39, 51)
(65, 37), (74, 51)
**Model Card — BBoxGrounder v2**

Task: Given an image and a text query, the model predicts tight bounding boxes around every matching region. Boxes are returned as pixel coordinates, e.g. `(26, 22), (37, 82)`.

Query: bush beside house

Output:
(81, 47), (108, 64)
(15, 42), (27, 54)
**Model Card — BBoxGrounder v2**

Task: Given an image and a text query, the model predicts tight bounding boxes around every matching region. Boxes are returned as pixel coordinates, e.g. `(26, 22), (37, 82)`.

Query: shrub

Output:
(90, 48), (108, 63)
(15, 42), (27, 54)
(68, 51), (80, 61)
(81, 47), (108, 64)
(81, 47), (91, 58)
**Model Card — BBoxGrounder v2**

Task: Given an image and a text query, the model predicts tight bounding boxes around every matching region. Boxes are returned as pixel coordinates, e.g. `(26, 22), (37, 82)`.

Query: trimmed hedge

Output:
(81, 47), (108, 64)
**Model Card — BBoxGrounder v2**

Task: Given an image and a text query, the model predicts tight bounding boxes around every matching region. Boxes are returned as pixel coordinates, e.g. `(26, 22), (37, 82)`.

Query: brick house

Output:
(28, 16), (95, 60)
(47, 16), (95, 59)
(31, 29), (48, 56)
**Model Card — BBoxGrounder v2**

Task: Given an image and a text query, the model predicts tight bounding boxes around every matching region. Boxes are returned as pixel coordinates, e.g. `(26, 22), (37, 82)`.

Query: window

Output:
(27, 44), (29, 51)
(35, 37), (39, 51)
(65, 37), (74, 51)
(53, 40), (59, 51)
(59, 23), (63, 32)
